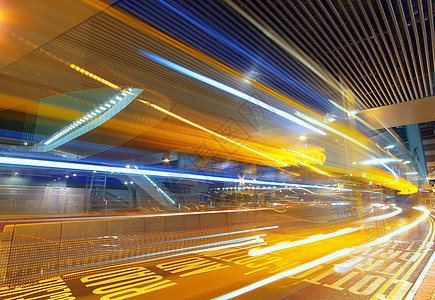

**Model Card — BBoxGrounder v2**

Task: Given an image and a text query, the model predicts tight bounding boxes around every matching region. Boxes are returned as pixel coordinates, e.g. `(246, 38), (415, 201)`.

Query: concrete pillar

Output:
(406, 124), (428, 181)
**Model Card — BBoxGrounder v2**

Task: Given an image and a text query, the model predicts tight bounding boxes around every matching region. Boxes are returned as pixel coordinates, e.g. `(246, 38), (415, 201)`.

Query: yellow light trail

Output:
(296, 160), (331, 176)
(69, 64), (120, 89)
(282, 148), (324, 165)
(81, 0), (381, 155)
(138, 99), (288, 167)
(214, 207), (428, 300)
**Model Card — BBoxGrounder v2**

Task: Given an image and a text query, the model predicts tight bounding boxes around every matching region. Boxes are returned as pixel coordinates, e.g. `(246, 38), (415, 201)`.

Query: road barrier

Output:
(0, 205), (363, 285)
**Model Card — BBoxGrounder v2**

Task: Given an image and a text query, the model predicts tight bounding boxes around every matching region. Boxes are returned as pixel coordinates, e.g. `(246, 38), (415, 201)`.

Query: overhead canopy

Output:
(358, 96), (435, 129)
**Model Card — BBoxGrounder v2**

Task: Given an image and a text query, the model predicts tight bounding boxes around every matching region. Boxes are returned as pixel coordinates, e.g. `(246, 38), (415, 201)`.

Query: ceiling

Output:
(0, 0), (434, 150)
(2, 0), (433, 111)
(226, 0), (435, 109)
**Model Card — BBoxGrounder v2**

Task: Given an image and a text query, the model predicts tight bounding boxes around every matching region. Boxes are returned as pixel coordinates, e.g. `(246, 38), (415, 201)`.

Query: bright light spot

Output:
(347, 111), (357, 117)
(69, 64), (119, 89)
(298, 135), (307, 141)
(361, 158), (398, 165)
(385, 145), (394, 149)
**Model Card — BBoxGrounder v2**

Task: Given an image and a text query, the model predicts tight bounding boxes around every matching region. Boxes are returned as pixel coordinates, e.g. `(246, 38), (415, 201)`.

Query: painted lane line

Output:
(213, 248), (354, 300)
(214, 207), (429, 299)
(65, 236), (266, 277)
(249, 206), (403, 256)
(404, 215), (435, 300)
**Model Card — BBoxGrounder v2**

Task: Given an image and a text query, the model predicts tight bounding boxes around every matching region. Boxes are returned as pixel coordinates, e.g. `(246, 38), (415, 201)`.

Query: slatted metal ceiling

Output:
(1, 0), (434, 114)
(228, 0), (435, 109)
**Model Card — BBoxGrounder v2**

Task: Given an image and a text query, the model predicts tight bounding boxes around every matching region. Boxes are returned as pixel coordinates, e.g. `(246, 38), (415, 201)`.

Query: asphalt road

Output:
(0, 206), (432, 300)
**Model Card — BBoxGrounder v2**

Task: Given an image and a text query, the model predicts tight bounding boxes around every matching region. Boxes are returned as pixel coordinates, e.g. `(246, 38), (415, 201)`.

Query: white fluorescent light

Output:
(42, 89), (130, 146)
(360, 158), (398, 165)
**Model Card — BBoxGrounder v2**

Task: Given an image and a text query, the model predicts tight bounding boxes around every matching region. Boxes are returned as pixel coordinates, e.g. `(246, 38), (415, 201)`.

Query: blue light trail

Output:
(0, 157), (351, 191)
(140, 51), (327, 136)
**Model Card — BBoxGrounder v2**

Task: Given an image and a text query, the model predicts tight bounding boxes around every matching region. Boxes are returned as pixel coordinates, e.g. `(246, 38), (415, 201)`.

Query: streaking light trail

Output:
(139, 99), (288, 167)
(335, 207), (430, 273)
(214, 207), (429, 299)
(134, 166), (176, 204)
(354, 206), (429, 250)
(355, 206), (402, 224)
(68, 235), (266, 273)
(140, 51), (327, 136)
(281, 148), (324, 165)
(360, 158), (399, 165)
(249, 206), (403, 256)
(0, 157), (352, 191)
(66, 237), (266, 277)
(249, 227), (359, 256)
(213, 248), (354, 300)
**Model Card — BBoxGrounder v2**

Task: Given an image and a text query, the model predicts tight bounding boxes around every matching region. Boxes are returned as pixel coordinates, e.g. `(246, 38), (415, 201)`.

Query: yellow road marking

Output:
(370, 217), (434, 299)
(244, 267), (269, 275)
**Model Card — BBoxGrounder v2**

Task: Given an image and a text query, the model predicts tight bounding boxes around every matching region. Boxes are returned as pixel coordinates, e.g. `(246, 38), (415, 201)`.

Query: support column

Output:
(406, 124), (428, 181)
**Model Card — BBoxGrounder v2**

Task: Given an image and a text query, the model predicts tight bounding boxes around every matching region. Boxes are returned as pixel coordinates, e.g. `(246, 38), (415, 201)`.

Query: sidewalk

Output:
(411, 250), (435, 299)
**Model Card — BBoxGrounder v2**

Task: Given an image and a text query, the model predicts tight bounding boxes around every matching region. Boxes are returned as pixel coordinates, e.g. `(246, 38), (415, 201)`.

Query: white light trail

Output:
(0, 157), (352, 191)
(213, 248), (354, 300)
(140, 51), (327, 136)
(249, 206), (403, 256)
(249, 227), (358, 256)
(214, 207), (428, 299)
